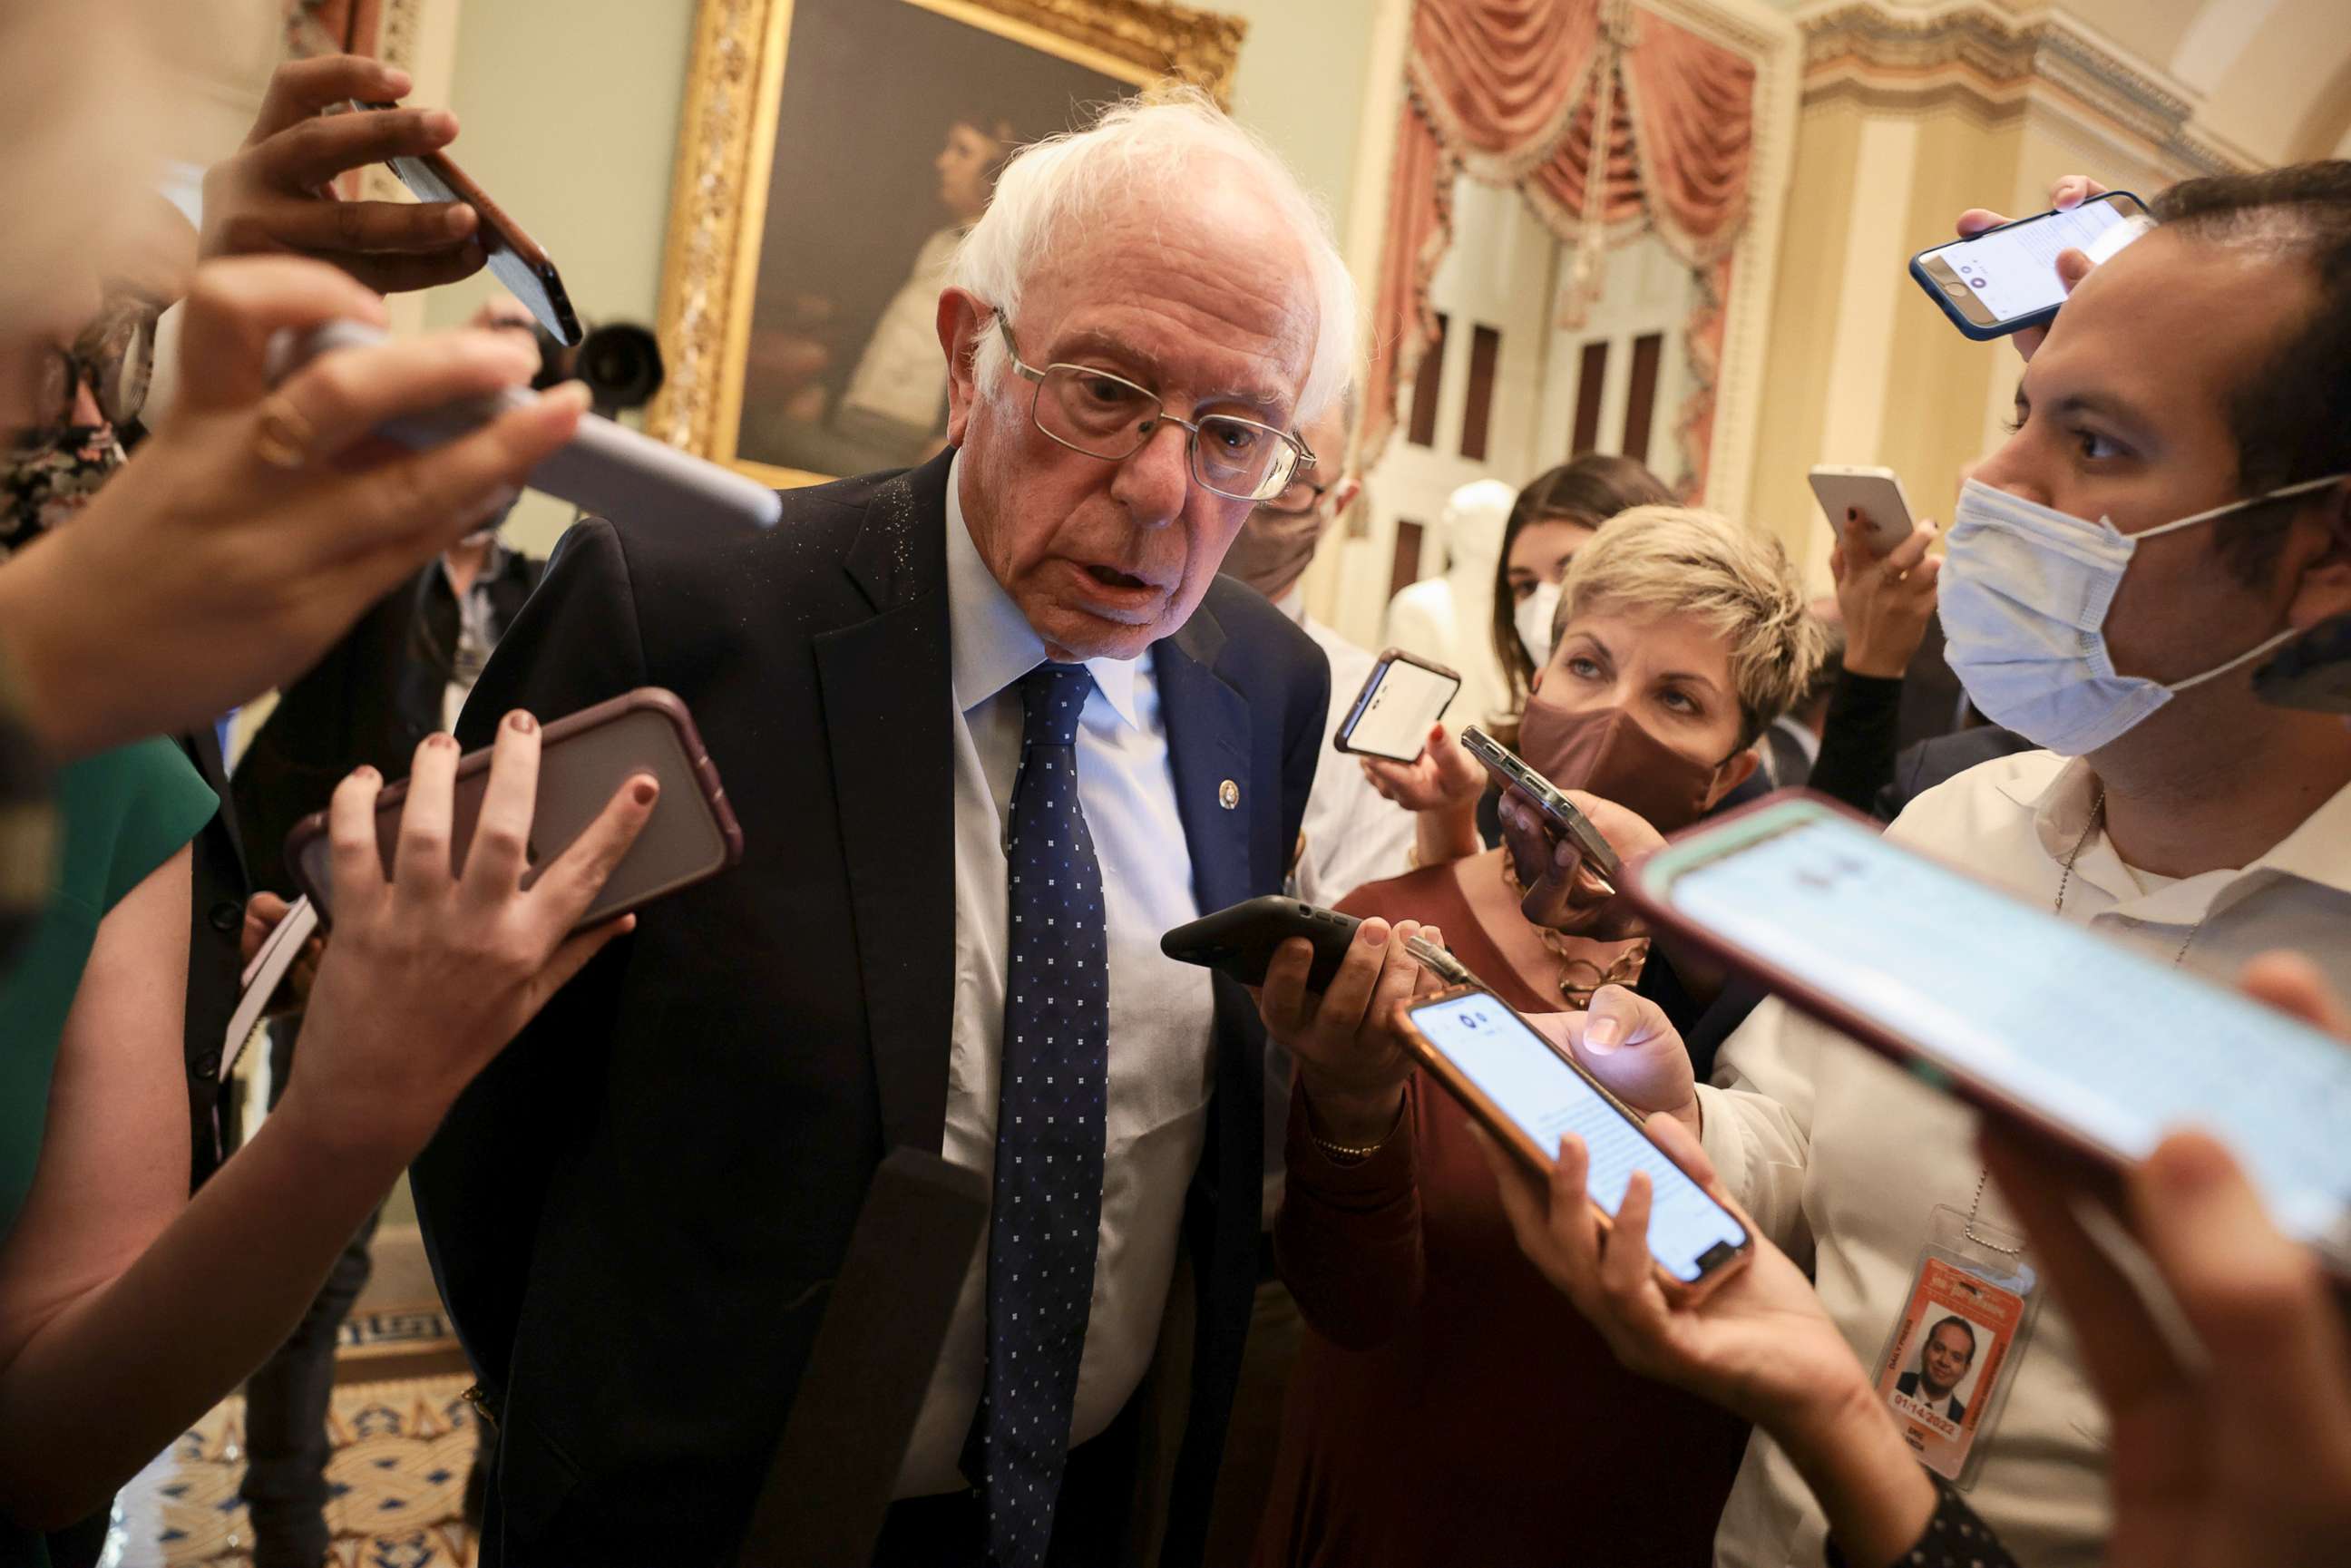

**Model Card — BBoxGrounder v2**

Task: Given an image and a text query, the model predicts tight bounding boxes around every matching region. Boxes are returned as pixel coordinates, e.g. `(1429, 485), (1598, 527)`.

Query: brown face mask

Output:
(1220, 503), (1326, 600)
(1517, 694), (1726, 835)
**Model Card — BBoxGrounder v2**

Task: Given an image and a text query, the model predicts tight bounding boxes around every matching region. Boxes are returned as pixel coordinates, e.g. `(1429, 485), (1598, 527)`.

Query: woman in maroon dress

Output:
(1256, 507), (1827, 1567)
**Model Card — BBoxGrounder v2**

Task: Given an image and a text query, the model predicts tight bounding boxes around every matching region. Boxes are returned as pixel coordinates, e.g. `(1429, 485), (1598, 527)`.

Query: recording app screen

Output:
(1413, 994), (1747, 1281)
(1349, 659), (1459, 760)
(1663, 811), (2351, 1243)
(1932, 199), (2151, 321)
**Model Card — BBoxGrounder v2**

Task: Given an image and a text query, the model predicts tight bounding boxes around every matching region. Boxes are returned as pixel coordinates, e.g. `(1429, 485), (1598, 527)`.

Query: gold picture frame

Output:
(649, 0), (1245, 489)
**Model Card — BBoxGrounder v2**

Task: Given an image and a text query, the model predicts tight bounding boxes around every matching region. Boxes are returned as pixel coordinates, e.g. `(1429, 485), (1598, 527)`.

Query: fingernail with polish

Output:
(508, 710), (536, 734)
(632, 776), (659, 805)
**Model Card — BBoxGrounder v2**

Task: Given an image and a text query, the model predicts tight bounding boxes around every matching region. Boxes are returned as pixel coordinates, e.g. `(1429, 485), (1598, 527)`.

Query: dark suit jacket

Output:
(411, 451), (1327, 1567)
(1874, 723), (2038, 823)
(1896, 1370), (1966, 1424)
(177, 728), (246, 1187)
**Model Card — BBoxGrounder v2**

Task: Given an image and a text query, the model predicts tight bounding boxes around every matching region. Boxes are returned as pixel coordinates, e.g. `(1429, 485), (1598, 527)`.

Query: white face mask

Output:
(1940, 474), (2346, 755)
(1515, 580), (1561, 668)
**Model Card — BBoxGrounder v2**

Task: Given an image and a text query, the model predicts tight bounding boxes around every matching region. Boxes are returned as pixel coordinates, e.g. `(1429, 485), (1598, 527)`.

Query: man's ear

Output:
(2285, 479), (2351, 629)
(1709, 745), (1760, 808)
(938, 287), (989, 448)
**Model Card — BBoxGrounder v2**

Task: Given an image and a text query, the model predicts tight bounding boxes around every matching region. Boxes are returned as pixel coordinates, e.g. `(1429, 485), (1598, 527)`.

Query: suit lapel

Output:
(814, 455), (958, 1153)
(1154, 609), (1255, 917)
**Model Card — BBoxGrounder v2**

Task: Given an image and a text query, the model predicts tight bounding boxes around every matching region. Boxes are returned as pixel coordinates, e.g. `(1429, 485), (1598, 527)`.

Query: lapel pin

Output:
(1218, 779), (1240, 811)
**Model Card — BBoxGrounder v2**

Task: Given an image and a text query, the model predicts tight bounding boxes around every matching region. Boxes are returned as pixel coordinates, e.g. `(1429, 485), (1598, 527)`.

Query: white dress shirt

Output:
(1698, 751), (2351, 1568)
(1275, 587), (1418, 911)
(895, 454), (1218, 1497)
(1260, 587), (1417, 1224)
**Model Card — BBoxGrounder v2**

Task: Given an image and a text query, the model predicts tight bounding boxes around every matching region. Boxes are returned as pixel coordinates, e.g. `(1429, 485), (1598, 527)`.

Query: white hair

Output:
(951, 87), (1358, 430)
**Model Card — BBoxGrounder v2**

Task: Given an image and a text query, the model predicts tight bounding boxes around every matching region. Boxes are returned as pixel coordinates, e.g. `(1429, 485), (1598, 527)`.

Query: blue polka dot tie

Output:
(965, 662), (1109, 1567)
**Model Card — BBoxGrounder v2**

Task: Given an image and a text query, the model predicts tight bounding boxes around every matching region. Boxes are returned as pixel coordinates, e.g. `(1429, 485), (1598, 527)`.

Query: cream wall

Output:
(419, 0), (1375, 557)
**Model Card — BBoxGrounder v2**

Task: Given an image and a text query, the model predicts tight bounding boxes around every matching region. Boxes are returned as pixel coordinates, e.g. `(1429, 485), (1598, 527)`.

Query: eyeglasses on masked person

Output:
(994, 316), (1315, 504)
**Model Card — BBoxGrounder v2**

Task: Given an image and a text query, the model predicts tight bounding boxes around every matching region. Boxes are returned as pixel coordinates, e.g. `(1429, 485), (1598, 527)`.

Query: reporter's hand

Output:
(1478, 1115), (1937, 1563)
(1954, 173), (2107, 360)
(1359, 722), (1484, 813)
(1255, 916), (1431, 1145)
(1497, 786), (1662, 940)
(0, 257), (590, 760)
(201, 55), (485, 293)
(1553, 985), (1698, 1132)
(1978, 952), (2351, 1568)
(1830, 511), (1940, 678)
(239, 891), (325, 1018)
(275, 715), (657, 1160)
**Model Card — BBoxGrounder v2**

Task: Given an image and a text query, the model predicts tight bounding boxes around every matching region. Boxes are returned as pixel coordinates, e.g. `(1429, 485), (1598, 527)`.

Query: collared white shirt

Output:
(1698, 751), (2351, 1568)
(895, 454), (1217, 1497)
(1261, 586), (1416, 1223)
(1273, 587), (1419, 912)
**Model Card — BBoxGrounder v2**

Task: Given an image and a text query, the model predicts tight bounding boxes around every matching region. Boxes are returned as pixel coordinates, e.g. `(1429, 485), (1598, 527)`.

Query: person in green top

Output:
(0, 739), (215, 1249)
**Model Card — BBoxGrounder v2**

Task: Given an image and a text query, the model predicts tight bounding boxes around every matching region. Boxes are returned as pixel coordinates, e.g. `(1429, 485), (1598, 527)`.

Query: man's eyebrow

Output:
(1050, 329), (1288, 414)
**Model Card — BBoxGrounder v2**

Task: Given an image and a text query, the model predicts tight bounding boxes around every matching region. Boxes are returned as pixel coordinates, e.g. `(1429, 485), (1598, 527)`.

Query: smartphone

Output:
(272, 320), (783, 532)
(1161, 896), (1361, 991)
(2254, 614), (2351, 715)
(356, 101), (583, 345)
(1401, 986), (1752, 1290)
(1909, 191), (2151, 340)
(1808, 465), (1916, 556)
(1458, 725), (1621, 882)
(1335, 649), (1462, 762)
(1625, 792), (2351, 1274)
(284, 687), (744, 933)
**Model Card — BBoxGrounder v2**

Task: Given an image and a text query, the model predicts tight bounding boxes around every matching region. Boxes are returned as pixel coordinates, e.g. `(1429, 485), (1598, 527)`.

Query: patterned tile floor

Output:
(112, 1374), (479, 1568)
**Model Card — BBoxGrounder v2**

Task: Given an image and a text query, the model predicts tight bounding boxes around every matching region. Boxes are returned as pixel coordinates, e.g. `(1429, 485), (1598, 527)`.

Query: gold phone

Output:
(1399, 981), (1751, 1296)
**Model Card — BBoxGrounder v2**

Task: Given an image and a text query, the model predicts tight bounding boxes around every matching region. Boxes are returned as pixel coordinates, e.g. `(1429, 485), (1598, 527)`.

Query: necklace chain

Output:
(1497, 852), (1648, 1004)
(1966, 785), (2208, 1253)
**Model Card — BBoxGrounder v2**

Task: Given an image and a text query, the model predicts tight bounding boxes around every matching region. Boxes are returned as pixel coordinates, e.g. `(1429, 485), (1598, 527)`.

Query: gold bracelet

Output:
(1307, 1097), (1407, 1165)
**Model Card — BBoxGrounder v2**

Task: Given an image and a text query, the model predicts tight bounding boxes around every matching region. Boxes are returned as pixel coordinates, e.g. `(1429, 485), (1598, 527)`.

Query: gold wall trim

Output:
(649, 0), (1244, 474)
(1797, 1), (2253, 177)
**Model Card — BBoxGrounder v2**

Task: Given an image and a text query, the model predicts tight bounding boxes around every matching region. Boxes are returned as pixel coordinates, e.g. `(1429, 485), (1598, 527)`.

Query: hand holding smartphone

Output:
(284, 688), (743, 934)
(1910, 190), (2150, 340)
(1808, 465), (1916, 558)
(1625, 792), (2351, 1276)
(1459, 726), (1622, 883)
(352, 100), (583, 344)
(270, 320), (783, 532)
(1400, 985), (1751, 1291)
(1162, 896), (1362, 991)
(1336, 650), (1462, 762)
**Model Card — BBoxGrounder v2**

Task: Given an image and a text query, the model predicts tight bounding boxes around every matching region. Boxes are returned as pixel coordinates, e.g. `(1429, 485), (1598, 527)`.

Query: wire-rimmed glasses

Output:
(996, 317), (1313, 504)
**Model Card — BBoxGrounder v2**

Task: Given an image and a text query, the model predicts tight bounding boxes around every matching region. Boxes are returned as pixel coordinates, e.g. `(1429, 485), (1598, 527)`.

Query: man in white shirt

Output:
(1551, 164), (2351, 1568)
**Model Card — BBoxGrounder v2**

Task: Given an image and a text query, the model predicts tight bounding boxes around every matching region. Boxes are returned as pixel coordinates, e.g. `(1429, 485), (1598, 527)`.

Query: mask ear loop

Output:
(2148, 474), (2351, 693)
(2132, 472), (2351, 541)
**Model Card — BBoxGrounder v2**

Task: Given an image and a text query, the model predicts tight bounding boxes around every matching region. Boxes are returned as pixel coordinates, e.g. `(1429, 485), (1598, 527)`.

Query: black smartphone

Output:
(1161, 896), (1361, 991)
(1908, 190), (2150, 341)
(353, 101), (584, 345)
(1458, 725), (1622, 882)
(2255, 615), (2351, 715)
(1335, 648), (1462, 762)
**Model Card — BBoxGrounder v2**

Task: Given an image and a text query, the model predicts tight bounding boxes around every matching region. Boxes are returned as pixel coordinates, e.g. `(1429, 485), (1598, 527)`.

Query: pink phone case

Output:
(1619, 790), (2149, 1198)
(282, 687), (743, 931)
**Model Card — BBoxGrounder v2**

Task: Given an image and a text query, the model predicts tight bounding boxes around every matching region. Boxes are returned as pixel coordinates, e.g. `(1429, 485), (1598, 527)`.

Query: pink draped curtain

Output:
(1365, 0), (1757, 493)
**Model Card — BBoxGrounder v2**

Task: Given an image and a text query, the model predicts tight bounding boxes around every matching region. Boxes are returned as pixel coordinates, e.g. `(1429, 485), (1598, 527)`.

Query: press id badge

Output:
(1870, 1204), (2044, 1485)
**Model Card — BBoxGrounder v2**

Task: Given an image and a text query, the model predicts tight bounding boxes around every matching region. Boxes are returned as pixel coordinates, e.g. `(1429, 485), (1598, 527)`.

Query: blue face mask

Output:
(1940, 473), (2346, 756)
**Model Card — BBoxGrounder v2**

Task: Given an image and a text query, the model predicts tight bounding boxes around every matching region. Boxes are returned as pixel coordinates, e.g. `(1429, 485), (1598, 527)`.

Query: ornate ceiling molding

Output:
(1795, 1), (2253, 176)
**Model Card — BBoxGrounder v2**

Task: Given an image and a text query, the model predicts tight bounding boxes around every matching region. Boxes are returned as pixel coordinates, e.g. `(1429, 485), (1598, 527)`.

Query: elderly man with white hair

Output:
(413, 92), (1425, 1568)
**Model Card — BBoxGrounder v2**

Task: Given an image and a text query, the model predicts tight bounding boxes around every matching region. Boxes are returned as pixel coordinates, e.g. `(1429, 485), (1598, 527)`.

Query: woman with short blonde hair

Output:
(1255, 505), (1823, 1568)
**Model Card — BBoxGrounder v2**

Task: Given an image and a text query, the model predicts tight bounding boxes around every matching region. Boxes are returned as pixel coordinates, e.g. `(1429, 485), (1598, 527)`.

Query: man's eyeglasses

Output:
(995, 317), (1313, 504)
(15, 296), (160, 446)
